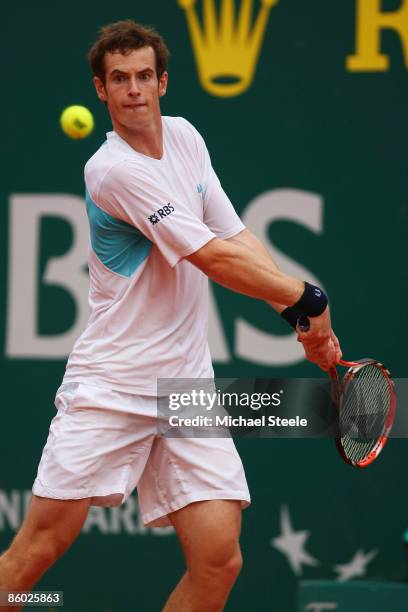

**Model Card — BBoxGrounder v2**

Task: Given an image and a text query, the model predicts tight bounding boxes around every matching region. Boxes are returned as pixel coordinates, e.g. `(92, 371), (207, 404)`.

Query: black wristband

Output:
(294, 282), (328, 317)
(281, 306), (302, 330)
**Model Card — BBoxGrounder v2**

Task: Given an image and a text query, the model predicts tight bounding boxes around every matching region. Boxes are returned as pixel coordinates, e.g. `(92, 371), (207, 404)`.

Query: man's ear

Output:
(94, 76), (107, 103)
(159, 71), (168, 97)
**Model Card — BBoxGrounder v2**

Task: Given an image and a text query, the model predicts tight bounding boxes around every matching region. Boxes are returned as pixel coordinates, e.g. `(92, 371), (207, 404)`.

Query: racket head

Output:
(330, 359), (396, 468)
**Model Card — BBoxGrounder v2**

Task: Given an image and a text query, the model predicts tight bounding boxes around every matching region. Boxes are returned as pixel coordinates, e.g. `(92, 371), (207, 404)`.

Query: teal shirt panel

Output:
(85, 189), (152, 277)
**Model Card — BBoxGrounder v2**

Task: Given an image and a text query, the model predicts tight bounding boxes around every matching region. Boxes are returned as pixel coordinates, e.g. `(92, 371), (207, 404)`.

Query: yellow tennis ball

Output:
(60, 105), (94, 139)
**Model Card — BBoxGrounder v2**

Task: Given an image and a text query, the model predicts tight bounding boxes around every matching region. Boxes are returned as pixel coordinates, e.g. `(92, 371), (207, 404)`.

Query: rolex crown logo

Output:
(178, 0), (278, 98)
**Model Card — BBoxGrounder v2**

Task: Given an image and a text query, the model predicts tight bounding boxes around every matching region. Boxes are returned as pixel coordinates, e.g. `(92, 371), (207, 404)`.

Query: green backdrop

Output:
(1, 1), (407, 610)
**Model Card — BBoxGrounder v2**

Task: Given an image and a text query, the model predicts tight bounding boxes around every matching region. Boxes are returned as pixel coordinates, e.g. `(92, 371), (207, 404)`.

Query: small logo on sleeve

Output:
(148, 204), (175, 226)
(148, 213), (160, 225)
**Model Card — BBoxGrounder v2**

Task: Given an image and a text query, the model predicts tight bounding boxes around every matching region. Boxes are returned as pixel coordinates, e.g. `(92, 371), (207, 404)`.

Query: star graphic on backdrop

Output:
(333, 548), (377, 582)
(271, 505), (319, 575)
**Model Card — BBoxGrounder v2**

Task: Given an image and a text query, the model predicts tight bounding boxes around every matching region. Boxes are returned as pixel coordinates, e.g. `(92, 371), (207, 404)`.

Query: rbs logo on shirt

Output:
(148, 204), (175, 226)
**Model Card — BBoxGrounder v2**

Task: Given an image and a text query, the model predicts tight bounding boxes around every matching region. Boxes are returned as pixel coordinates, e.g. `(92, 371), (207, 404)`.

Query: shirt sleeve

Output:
(96, 159), (217, 268)
(193, 126), (245, 239)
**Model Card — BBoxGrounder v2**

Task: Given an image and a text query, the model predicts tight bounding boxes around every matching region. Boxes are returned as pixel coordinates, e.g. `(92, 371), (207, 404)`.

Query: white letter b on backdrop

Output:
(6, 194), (89, 358)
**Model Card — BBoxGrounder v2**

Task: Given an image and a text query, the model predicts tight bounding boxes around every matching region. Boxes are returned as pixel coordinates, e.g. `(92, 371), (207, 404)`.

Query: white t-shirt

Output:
(62, 116), (245, 395)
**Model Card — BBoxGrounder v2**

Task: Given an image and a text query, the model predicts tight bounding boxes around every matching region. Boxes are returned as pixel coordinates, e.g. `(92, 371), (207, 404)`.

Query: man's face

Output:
(94, 46), (168, 130)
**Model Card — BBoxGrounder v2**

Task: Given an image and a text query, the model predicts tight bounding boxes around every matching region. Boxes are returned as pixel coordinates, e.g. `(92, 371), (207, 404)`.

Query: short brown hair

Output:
(88, 20), (169, 83)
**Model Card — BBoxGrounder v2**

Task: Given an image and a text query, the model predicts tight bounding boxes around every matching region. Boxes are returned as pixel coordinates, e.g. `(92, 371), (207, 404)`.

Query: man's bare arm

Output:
(225, 229), (287, 313)
(186, 231), (341, 370)
(186, 236), (304, 306)
(226, 230), (341, 365)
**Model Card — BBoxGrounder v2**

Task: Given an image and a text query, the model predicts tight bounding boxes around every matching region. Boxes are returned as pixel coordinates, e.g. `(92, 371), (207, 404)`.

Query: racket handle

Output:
(329, 367), (339, 379)
(298, 319), (354, 370)
(298, 318), (358, 371)
(297, 315), (310, 332)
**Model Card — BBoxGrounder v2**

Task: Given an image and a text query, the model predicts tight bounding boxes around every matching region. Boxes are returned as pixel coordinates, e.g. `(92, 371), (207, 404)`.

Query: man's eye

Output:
(140, 73), (150, 80)
(114, 75), (125, 82)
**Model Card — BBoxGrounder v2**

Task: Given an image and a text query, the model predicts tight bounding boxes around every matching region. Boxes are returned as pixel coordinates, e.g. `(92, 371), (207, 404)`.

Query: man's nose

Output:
(128, 77), (141, 96)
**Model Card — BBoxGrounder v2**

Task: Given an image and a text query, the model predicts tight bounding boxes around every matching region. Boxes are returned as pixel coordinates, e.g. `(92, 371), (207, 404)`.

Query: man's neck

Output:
(113, 116), (164, 160)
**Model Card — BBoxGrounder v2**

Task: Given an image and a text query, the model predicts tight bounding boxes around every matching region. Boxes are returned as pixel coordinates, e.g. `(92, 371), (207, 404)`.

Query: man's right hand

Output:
(296, 308), (342, 371)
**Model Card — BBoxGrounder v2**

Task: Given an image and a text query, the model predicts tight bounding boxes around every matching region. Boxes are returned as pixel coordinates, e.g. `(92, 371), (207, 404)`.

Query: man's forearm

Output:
(187, 237), (304, 306)
(186, 233), (340, 369)
(226, 229), (287, 313)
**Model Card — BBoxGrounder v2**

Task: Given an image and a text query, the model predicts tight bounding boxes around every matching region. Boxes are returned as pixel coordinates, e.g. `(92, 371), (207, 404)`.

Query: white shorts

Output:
(32, 383), (251, 527)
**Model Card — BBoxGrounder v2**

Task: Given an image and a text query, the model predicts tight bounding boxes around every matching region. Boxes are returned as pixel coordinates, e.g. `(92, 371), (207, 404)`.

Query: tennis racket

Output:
(329, 359), (396, 467)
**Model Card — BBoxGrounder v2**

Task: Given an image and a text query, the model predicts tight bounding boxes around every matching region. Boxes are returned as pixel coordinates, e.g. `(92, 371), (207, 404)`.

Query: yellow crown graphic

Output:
(178, 0), (278, 98)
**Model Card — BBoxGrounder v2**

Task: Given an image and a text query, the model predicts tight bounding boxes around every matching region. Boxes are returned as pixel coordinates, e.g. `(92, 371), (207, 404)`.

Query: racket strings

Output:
(339, 365), (391, 463)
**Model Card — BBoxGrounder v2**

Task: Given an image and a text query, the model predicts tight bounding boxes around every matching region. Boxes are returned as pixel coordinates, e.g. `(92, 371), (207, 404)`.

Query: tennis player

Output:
(0, 21), (341, 611)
